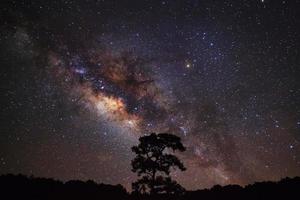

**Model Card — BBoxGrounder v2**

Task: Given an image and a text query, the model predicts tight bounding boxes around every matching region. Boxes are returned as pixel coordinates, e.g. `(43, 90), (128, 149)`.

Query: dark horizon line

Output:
(1, 173), (299, 192)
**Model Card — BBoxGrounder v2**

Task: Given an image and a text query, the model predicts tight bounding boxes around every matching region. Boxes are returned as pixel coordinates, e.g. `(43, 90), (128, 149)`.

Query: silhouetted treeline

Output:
(1, 174), (300, 200)
(183, 177), (300, 200)
(0, 174), (128, 200)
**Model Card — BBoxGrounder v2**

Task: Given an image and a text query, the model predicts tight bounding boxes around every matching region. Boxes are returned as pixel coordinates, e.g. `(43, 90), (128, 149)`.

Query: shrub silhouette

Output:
(131, 133), (186, 195)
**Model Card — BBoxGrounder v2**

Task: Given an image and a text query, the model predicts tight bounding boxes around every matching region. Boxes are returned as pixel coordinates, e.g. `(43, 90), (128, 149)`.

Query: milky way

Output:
(1, 0), (300, 190)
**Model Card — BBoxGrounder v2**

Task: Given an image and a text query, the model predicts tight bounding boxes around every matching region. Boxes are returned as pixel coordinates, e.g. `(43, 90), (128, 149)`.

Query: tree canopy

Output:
(131, 133), (186, 195)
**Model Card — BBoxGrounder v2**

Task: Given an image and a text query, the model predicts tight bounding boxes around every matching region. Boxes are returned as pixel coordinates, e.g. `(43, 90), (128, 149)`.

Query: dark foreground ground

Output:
(0, 174), (299, 200)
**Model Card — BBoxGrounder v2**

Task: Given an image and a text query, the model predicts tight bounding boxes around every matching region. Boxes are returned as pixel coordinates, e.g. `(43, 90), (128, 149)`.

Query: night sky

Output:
(1, 0), (300, 191)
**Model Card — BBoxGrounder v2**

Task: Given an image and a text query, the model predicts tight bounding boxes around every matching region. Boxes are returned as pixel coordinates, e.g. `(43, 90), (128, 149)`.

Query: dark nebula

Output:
(1, 0), (300, 190)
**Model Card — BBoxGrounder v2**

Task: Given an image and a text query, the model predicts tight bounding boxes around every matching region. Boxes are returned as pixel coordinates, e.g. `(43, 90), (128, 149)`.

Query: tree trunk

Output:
(150, 169), (156, 194)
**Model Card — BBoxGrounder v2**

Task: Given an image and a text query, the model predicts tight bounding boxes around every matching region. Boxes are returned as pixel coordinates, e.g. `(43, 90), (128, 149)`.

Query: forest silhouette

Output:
(1, 174), (299, 200)
(1, 133), (300, 199)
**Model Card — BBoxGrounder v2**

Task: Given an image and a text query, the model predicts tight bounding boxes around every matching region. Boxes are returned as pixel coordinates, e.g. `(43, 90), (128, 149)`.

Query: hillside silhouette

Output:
(1, 174), (299, 200)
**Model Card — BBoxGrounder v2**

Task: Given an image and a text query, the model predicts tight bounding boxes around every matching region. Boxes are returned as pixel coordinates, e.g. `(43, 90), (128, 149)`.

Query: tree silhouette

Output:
(131, 133), (186, 195)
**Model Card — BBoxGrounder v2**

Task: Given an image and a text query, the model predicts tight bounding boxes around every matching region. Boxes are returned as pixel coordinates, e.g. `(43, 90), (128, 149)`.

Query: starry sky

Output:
(1, 0), (300, 191)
